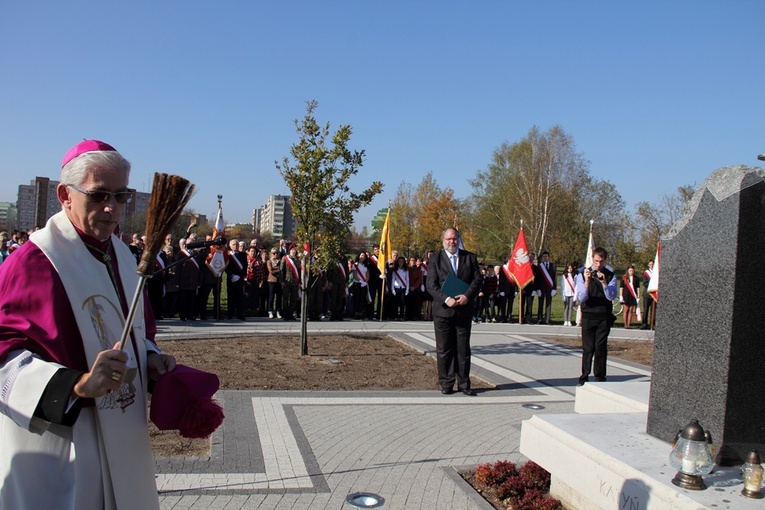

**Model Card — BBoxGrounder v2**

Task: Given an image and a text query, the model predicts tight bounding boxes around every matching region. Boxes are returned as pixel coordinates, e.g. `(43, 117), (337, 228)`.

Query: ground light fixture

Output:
(741, 450), (764, 499)
(345, 492), (385, 508)
(668, 420), (715, 490)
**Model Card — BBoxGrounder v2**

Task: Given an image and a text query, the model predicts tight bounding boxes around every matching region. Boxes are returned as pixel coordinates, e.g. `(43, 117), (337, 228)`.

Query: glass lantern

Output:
(741, 450), (764, 499)
(668, 420), (714, 490)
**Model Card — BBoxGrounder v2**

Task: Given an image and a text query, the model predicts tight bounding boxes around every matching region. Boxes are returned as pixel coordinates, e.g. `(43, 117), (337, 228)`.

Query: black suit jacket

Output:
(537, 261), (557, 292)
(426, 249), (482, 319)
(226, 251), (247, 283)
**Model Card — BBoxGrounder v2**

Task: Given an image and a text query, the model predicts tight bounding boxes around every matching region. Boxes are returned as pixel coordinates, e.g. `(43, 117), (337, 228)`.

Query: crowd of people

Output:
(0, 229), (31, 262)
(0, 226), (658, 330)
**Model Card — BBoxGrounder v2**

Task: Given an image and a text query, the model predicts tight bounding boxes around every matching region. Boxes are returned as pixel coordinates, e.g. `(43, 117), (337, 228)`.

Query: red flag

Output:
(647, 242), (660, 302)
(504, 228), (534, 289)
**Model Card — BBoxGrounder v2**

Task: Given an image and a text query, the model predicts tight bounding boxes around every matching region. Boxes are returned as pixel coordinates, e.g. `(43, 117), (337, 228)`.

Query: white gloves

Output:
(551, 290), (557, 297)
(499, 292), (505, 297)
(231, 274), (241, 283)
(420, 284), (425, 292)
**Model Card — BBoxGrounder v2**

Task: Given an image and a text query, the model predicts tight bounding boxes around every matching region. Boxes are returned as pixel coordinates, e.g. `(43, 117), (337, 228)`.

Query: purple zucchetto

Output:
(61, 139), (117, 168)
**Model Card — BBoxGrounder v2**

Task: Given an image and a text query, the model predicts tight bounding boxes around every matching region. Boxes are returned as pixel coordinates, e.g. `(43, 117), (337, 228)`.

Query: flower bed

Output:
(462, 460), (563, 510)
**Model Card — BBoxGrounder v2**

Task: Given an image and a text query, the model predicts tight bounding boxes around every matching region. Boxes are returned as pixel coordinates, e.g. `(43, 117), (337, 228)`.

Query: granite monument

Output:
(647, 165), (765, 465)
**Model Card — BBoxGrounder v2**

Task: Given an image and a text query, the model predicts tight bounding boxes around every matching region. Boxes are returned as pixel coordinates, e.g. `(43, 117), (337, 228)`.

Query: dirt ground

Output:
(149, 333), (653, 457)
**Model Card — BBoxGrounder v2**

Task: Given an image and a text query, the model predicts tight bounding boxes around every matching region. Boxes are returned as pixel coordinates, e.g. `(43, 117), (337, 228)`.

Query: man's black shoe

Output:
(640, 325), (649, 330)
(576, 378), (587, 387)
(441, 388), (455, 395)
(595, 377), (607, 382)
(462, 389), (476, 396)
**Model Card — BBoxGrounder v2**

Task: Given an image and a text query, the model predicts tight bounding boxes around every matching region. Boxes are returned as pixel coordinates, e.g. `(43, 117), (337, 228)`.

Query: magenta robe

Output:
(0, 224), (160, 509)
(0, 235), (157, 370)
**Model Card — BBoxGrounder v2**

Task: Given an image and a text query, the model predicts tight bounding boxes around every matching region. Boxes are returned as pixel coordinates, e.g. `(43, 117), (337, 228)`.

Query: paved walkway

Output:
(154, 319), (652, 509)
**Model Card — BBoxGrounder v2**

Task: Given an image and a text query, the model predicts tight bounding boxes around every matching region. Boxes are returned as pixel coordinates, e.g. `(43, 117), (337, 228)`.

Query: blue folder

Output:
(441, 272), (469, 297)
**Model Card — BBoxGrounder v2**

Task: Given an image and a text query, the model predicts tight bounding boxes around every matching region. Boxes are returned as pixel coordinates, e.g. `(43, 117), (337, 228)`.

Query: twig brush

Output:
(118, 173), (195, 350)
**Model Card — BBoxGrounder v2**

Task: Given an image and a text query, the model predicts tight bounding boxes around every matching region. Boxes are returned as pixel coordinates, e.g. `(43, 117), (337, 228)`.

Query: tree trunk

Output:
(300, 254), (309, 355)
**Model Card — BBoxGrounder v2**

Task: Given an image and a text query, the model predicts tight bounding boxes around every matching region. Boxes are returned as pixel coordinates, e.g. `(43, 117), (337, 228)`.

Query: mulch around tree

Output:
(149, 333), (652, 457)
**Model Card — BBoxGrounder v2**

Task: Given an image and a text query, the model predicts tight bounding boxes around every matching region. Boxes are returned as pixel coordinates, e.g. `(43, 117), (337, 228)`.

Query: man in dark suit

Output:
(640, 260), (654, 330)
(497, 261), (517, 322)
(523, 252), (538, 324)
(226, 238), (247, 320)
(575, 246), (618, 386)
(536, 251), (557, 324)
(177, 236), (201, 321)
(426, 227), (483, 396)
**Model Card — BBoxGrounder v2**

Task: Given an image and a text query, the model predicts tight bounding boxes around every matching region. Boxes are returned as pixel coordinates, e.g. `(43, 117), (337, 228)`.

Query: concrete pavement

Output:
(154, 318), (652, 509)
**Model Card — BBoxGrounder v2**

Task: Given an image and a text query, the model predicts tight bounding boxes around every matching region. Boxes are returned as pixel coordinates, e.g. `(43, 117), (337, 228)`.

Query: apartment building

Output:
(258, 194), (294, 238)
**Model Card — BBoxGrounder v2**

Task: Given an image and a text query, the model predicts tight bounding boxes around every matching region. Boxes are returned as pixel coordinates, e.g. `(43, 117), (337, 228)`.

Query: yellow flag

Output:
(378, 209), (391, 274)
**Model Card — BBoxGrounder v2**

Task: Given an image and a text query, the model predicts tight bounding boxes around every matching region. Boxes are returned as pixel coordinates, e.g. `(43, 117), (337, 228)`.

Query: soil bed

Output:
(150, 334), (652, 458)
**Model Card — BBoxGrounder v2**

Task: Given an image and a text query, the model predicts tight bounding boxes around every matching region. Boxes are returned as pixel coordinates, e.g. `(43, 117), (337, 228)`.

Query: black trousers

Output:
(433, 314), (472, 390)
(580, 313), (612, 380)
(523, 294), (535, 322)
(505, 294), (515, 321)
(537, 291), (552, 323)
(642, 296), (655, 327)
(179, 289), (197, 320)
(147, 276), (164, 319)
(393, 289), (406, 318)
(197, 283), (214, 319)
(227, 279), (245, 318)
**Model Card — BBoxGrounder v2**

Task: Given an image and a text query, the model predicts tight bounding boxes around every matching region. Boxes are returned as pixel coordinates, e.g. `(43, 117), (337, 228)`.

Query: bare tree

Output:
(466, 125), (623, 264)
(631, 184), (695, 265)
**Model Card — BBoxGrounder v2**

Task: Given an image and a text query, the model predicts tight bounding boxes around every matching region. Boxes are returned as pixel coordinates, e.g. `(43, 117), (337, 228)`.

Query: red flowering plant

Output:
(474, 460), (518, 489)
(465, 460), (562, 510)
(519, 460), (551, 491)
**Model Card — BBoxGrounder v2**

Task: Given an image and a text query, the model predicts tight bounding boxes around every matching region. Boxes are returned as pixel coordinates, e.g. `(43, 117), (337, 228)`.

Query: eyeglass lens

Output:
(69, 185), (133, 203)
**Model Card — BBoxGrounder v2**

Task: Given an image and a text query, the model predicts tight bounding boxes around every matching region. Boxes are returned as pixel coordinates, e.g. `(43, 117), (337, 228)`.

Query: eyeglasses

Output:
(443, 237), (459, 242)
(67, 184), (134, 204)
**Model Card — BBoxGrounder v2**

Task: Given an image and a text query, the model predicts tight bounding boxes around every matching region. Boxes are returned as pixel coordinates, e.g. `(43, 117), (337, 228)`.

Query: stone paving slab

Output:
(154, 319), (653, 509)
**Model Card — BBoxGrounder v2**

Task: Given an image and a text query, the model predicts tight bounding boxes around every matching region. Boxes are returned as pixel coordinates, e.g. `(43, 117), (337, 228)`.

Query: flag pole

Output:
(576, 219), (595, 327)
(516, 275), (523, 325)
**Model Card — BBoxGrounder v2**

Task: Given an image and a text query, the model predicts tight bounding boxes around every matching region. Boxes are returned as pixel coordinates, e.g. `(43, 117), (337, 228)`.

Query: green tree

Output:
(276, 100), (383, 354)
(226, 224), (256, 243)
(465, 125), (625, 265)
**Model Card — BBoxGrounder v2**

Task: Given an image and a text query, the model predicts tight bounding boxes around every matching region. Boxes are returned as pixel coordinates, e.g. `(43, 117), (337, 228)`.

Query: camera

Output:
(589, 269), (601, 280)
